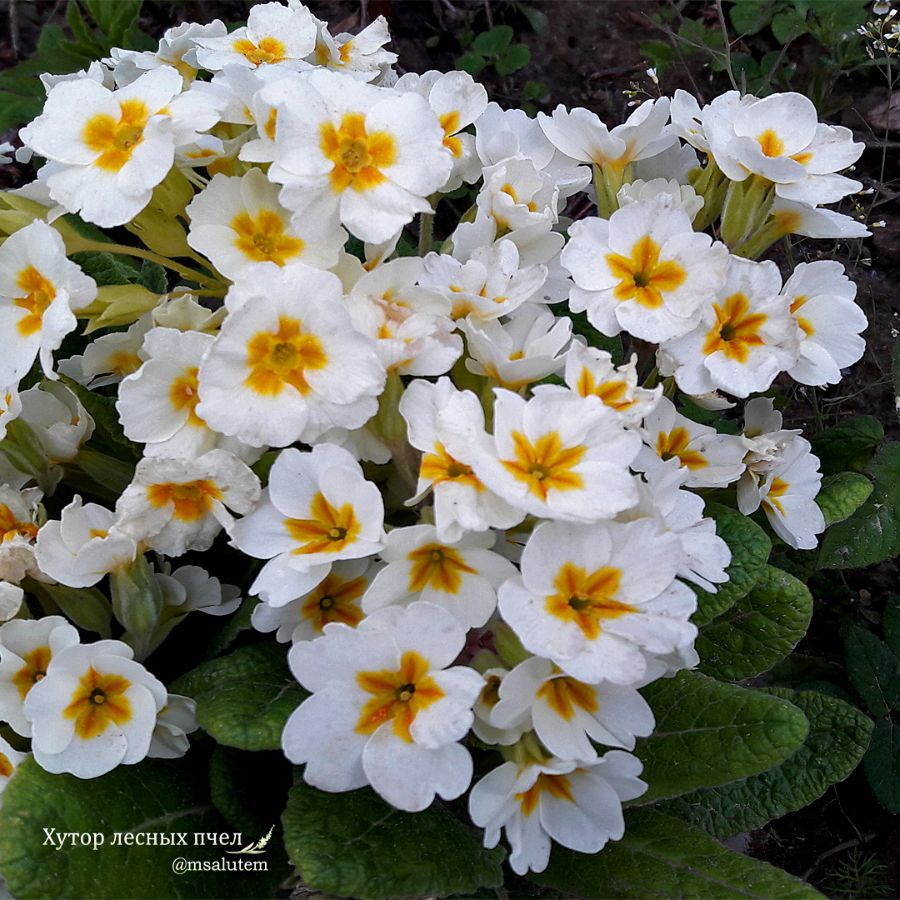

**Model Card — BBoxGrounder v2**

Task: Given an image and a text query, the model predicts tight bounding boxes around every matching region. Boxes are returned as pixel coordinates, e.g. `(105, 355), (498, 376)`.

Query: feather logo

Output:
(227, 824), (275, 855)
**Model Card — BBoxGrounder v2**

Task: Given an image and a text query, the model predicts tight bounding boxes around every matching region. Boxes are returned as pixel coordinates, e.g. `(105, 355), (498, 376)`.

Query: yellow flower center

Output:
(244, 315), (328, 397)
(321, 113), (397, 193)
(12, 645), (51, 700)
(233, 36), (286, 66)
(232, 210), (304, 265)
(301, 572), (367, 632)
(0, 752), (12, 778)
(702, 292), (767, 363)
(757, 129), (784, 158)
(407, 543), (477, 594)
(169, 367), (205, 427)
(13, 265), (56, 337)
(765, 477), (789, 516)
(439, 110), (463, 157)
(545, 562), (633, 640)
(575, 369), (636, 411)
(536, 675), (598, 721)
(355, 650), (445, 743)
(501, 430), (586, 500)
(286, 491), (361, 556)
(63, 667), (132, 740)
(146, 479), (223, 522)
(0, 503), (38, 543)
(656, 426), (708, 470)
(606, 235), (686, 309)
(83, 99), (150, 172)
(517, 773), (575, 817)
(420, 442), (482, 490)
(109, 351), (143, 376)
(789, 294), (814, 337)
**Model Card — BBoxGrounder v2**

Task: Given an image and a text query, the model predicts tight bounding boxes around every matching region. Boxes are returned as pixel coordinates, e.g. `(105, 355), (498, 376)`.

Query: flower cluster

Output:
(0, 0), (868, 875)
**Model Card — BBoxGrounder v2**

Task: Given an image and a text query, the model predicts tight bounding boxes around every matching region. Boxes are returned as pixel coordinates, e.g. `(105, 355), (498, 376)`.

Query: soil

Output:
(1, 1), (898, 896)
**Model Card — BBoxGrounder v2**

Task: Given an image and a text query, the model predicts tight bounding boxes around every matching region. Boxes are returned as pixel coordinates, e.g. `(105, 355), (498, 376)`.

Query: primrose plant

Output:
(0, 2), (878, 897)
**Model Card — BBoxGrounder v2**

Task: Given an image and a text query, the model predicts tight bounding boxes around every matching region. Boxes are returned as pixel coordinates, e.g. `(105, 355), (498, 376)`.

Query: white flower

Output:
(108, 20), (228, 86)
(394, 70), (488, 191)
(768, 197), (870, 240)
(251, 558), (375, 642)
(444, 386), (641, 523)
(0, 734), (26, 799)
(421, 240), (548, 322)
(491, 656), (655, 758)
(196, 264), (385, 448)
(194, 1), (317, 71)
(35, 496), (137, 588)
(0, 142), (15, 166)
(115, 450), (260, 557)
(186, 169), (345, 281)
(563, 343), (661, 426)
(738, 436), (825, 550)
(617, 177), (704, 219)
(309, 14), (397, 81)
(0, 486), (44, 584)
(0, 615), (80, 737)
(781, 260), (867, 387)
(19, 382), (95, 464)
(461, 305), (572, 390)
(117, 326), (256, 461)
(0, 220), (96, 384)
(498, 518), (696, 684)
(282, 601), (484, 811)
(230, 444), (384, 606)
(636, 396), (746, 489)
(20, 67), (210, 226)
(60, 314), (152, 388)
(157, 564), (241, 618)
(147, 693), (198, 759)
(562, 199), (729, 342)
(661, 257), (800, 398)
(267, 69), (452, 243)
(477, 157), (560, 235)
(362, 525), (516, 629)
(538, 97), (675, 169)
(471, 661), (529, 746)
(343, 257), (461, 376)
(0, 582), (24, 623)
(24, 639), (166, 778)
(0, 385), (21, 444)
(399, 378), (522, 544)
(469, 752), (646, 875)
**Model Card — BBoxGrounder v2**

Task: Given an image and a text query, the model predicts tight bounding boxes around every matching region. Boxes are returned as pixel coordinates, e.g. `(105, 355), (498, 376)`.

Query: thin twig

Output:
(715, 0), (738, 91)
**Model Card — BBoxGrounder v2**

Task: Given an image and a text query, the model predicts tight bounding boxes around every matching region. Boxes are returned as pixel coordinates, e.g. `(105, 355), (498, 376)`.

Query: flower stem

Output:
(81, 240), (221, 289)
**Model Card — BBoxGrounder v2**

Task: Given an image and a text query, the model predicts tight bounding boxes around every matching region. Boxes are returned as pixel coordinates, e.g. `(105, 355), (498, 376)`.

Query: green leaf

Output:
(883, 596), (900, 657)
(816, 471), (873, 526)
(696, 565), (813, 681)
(24, 579), (111, 637)
(282, 777), (505, 900)
(634, 671), (809, 803)
(531, 808), (820, 898)
(730, 0), (777, 36)
(495, 44), (531, 75)
(137, 260), (168, 294)
(845, 626), (900, 716)
(473, 25), (514, 57)
(0, 758), (285, 899)
(692, 503), (772, 627)
(172, 641), (306, 751)
(455, 52), (488, 74)
(70, 251), (141, 287)
(59, 375), (141, 464)
(891, 340), (900, 407)
(819, 442), (900, 569)
(660, 688), (873, 837)
(772, 8), (808, 42)
(570, 312), (625, 364)
(864, 718), (900, 814)
(519, 4), (550, 35)
(810, 415), (883, 476)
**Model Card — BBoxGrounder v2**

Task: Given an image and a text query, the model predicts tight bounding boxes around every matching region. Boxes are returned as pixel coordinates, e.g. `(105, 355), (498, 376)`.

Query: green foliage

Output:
(172, 642), (306, 751)
(811, 415), (884, 476)
(692, 502), (772, 626)
(635, 671), (809, 803)
(660, 688), (872, 837)
(822, 849), (892, 900)
(456, 25), (532, 77)
(24, 579), (112, 637)
(282, 777), (505, 900)
(0, 758), (285, 899)
(696, 565), (812, 681)
(531, 808), (820, 898)
(845, 617), (900, 813)
(819, 442), (900, 569)
(0, 2), (152, 133)
(816, 472), (874, 526)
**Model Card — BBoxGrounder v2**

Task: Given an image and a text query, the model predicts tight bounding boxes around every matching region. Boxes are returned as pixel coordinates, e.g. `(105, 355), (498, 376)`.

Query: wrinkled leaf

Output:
(816, 471), (873, 526)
